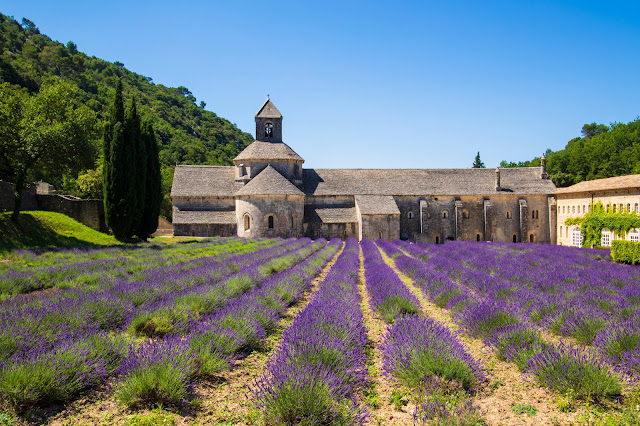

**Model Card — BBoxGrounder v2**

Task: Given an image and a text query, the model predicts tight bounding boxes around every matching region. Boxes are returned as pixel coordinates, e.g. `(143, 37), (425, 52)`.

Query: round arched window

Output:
(265, 122), (273, 137)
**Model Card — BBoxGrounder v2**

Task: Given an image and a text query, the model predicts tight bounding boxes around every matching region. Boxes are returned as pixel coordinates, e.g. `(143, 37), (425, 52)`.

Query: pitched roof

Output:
(355, 195), (400, 215)
(255, 99), (282, 118)
(303, 167), (556, 196)
(171, 165), (242, 197)
(235, 166), (304, 196)
(555, 174), (640, 194)
(233, 140), (304, 162)
(304, 206), (357, 223)
(173, 209), (236, 224)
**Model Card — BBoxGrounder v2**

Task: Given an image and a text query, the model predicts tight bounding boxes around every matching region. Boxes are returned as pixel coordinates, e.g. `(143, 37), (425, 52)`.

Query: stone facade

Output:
(171, 99), (558, 243)
(556, 175), (640, 247)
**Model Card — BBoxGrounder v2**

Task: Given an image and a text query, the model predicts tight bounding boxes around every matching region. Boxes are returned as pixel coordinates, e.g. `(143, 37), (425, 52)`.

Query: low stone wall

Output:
(36, 194), (107, 232)
(0, 181), (37, 212)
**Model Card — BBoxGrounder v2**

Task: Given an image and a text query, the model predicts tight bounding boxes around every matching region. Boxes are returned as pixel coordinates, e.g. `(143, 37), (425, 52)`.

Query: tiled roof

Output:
(303, 167), (555, 196)
(233, 140), (304, 161)
(304, 206), (357, 223)
(555, 174), (640, 194)
(171, 165), (242, 197)
(255, 99), (282, 118)
(173, 209), (236, 224)
(235, 166), (304, 196)
(355, 195), (400, 215)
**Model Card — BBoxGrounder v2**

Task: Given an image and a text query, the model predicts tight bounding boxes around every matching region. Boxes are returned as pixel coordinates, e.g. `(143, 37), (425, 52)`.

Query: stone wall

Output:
(0, 181), (37, 212)
(304, 222), (357, 240)
(235, 194), (304, 238)
(173, 223), (235, 237)
(37, 194), (107, 232)
(359, 213), (400, 241)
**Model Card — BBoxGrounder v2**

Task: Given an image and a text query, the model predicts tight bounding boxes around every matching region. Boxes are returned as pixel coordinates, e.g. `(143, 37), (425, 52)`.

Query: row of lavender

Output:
(0, 238), (337, 411)
(382, 240), (623, 401)
(422, 241), (640, 381)
(361, 239), (485, 424)
(253, 238), (370, 425)
(0, 237), (275, 296)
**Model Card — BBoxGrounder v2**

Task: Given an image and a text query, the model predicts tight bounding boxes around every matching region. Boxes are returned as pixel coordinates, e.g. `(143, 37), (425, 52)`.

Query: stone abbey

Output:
(171, 99), (558, 243)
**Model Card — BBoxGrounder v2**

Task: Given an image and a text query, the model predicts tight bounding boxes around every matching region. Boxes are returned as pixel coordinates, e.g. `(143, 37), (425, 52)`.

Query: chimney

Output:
(495, 168), (501, 191)
(540, 153), (549, 179)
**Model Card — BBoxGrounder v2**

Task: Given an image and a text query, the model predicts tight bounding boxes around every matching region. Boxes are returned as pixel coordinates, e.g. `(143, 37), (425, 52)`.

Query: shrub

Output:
(611, 240), (640, 265)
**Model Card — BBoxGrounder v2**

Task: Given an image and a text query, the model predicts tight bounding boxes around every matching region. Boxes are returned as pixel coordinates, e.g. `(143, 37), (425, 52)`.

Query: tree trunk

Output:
(11, 170), (25, 223)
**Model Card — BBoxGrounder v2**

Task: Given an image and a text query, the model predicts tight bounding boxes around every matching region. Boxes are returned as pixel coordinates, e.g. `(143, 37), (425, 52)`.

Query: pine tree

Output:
(139, 120), (162, 239)
(473, 152), (485, 168)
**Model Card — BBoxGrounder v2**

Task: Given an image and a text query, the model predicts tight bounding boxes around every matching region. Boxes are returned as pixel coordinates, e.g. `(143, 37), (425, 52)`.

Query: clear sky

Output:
(3, 1), (640, 168)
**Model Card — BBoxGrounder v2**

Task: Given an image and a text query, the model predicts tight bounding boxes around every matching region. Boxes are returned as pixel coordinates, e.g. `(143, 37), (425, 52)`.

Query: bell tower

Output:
(255, 98), (283, 142)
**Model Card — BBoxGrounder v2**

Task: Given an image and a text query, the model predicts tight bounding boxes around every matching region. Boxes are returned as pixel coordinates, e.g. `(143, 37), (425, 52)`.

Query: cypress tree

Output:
(103, 79), (125, 235)
(139, 120), (162, 239)
(124, 97), (145, 238)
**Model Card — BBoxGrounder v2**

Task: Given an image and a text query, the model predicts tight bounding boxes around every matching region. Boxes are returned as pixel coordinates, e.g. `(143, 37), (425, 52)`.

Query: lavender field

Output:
(0, 237), (639, 425)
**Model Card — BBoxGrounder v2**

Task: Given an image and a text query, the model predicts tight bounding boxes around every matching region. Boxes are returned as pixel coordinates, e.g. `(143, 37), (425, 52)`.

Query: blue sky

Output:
(4, 1), (640, 168)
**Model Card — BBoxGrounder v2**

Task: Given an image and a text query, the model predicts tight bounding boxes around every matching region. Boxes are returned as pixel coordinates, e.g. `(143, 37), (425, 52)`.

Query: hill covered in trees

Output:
(0, 14), (254, 218)
(501, 119), (640, 187)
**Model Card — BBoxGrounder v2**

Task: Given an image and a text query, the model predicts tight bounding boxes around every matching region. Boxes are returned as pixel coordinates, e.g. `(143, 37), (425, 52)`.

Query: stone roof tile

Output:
(235, 165), (304, 196)
(171, 165), (242, 197)
(355, 195), (400, 215)
(303, 167), (556, 196)
(173, 209), (236, 224)
(555, 174), (640, 194)
(304, 206), (357, 223)
(255, 99), (282, 118)
(233, 140), (303, 162)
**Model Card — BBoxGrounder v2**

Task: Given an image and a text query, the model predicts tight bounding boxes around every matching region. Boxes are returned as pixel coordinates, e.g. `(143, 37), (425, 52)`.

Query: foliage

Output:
(565, 202), (640, 248)
(472, 152), (485, 168)
(502, 117), (640, 187)
(611, 240), (640, 265)
(0, 79), (97, 220)
(0, 211), (118, 254)
(0, 13), (254, 218)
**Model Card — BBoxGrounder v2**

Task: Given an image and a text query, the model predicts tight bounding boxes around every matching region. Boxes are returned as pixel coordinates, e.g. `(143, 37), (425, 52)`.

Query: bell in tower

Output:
(255, 98), (283, 142)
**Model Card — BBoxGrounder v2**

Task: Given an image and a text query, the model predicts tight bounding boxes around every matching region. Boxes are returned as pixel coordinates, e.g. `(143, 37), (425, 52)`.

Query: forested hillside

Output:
(0, 14), (254, 218)
(501, 119), (640, 187)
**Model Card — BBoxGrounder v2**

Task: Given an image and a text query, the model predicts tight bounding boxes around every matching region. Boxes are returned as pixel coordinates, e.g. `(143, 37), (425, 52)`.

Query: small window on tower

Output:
(265, 122), (273, 138)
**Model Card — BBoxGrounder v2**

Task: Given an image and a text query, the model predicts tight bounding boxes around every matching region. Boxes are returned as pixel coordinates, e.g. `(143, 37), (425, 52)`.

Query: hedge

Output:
(611, 240), (640, 265)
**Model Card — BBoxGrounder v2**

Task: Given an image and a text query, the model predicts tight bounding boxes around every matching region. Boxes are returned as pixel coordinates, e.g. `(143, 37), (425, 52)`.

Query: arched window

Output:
(627, 203), (631, 213)
(379, 231), (383, 239)
(577, 206), (581, 214)
(512, 234), (517, 243)
(532, 210), (535, 219)
(560, 225), (563, 236)
(529, 234), (535, 243)
(407, 211), (414, 219)
(291, 214), (296, 229)
(506, 210), (512, 219)
(442, 210), (448, 219)
(244, 214), (251, 231)
(613, 205), (617, 213)
(588, 204), (592, 213)
(268, 215), (274, 229)
(462, 210), (469, 219)
(435, 235), (440, 244)
(572, 226), (582, 247)
(572, 206), (575, 214)
(265, 122), (273, 138)
(344, 230), (348, 239)
(635, 203), (639, 213)
(476, 234), (481, 242)
(583, 205), (586, 214)
(562, 206), (565, 214)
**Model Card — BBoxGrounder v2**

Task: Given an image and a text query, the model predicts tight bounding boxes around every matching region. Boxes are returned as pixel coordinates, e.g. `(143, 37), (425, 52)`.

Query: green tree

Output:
(104, 80), (138, 239)
(0, 80), (96, 221)
(581, 122), (609, 139)
(472, 152), (485, 168)
(139, 120), (162, 239)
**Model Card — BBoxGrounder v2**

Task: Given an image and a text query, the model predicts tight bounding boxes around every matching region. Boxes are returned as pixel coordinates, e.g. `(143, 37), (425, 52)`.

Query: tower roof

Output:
(235, 165), (304, 196)
(255, 98), (282, 118)
(233, 140), (303, 162)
